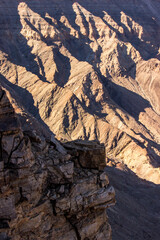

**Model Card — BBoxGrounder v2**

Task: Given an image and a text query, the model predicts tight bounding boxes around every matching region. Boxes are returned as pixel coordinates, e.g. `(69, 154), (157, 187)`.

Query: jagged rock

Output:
(0, 0), (160, 185)
(50, 134), (67, 155)
(63, 140), (106, 170)
(0, 86), (115, 239)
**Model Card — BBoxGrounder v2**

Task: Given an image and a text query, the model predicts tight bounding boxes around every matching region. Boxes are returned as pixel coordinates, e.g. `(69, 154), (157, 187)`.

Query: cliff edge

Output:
(0, 85), (115, 240)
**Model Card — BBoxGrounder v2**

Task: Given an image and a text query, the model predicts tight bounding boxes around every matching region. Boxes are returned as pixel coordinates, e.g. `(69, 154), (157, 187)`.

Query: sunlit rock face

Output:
(0, 0), (160, 239)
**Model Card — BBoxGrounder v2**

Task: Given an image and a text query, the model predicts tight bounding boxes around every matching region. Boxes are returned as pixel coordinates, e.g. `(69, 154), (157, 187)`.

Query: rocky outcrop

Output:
(0, 86), (115, 240)
(0, 0), (160, 185)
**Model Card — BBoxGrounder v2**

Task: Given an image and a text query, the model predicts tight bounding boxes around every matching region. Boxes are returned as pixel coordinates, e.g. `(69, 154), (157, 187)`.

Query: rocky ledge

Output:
(0, 86), (115, 240)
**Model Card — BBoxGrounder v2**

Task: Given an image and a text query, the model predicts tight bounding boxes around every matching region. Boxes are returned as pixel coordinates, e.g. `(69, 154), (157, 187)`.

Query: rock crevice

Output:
(0, 86), (115, 240)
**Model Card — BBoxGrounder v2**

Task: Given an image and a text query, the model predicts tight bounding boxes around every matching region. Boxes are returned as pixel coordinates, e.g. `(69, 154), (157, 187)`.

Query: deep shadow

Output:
(101, 79), (160, 167)
(22, 0), (160, 85)
(1, 0), (142, 87)
(106, 165), (160, 240)
(36, 56), (48, 83)
(116, 43), (136, 79)
(1, 0), (159, 89)
(22, 18), (71, 87)
(0, 3), (50, 83)
(24, 0), (99, 64)
(52, 47), (71, 87)
(0, 74), (52, 134)
(100, 17), (157, 61)
(72, 90), (108, 121)
(0, 1), (159, 168)
(78, 0), (160, 60)
(76, 3), (90, 37)
(0, 2), (73, 87)
(106, 80), (150, 120)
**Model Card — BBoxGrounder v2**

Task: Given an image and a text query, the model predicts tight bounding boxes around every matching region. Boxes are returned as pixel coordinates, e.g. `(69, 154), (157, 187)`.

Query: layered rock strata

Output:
(0, 0), (160, 184)
(0, 86), (115, 240)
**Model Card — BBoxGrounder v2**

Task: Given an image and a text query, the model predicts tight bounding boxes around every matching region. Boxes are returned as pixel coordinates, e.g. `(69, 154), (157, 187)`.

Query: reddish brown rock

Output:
(0, 86), (115, 240)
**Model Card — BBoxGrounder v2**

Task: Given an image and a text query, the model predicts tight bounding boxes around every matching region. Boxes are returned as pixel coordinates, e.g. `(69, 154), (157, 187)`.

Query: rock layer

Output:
(0, 86), (115, 240)
(0, 0), (160, 184)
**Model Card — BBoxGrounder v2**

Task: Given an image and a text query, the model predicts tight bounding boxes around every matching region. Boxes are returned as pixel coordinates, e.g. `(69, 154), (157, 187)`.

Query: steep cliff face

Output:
(0, 0), (160, 185)
(0, 86), (115, 240)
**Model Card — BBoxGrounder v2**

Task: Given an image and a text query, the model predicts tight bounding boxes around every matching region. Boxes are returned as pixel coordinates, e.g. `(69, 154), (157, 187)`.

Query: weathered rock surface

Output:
(0, 0), (160, 184)
(0, 86), (115, 239)
(0, 0), (160, 239)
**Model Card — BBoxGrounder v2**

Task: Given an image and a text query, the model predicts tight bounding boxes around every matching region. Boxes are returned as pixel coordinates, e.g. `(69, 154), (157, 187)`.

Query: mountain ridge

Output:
(0, 0), (160, 239)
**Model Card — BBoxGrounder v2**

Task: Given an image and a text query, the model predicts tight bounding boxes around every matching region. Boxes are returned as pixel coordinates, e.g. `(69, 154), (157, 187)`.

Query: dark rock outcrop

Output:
(0, 0), (160, 184)
(0, 86), (115, 240)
